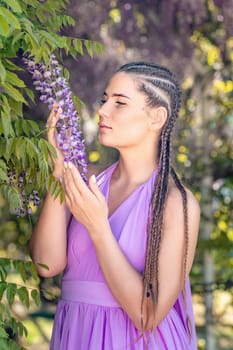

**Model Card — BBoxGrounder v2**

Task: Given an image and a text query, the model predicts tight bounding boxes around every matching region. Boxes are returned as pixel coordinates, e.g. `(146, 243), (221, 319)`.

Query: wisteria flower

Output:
(23, 53), (88, 181)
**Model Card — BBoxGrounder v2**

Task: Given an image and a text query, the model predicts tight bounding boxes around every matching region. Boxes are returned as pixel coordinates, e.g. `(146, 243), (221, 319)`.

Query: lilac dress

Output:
(50, 162), (197, 350)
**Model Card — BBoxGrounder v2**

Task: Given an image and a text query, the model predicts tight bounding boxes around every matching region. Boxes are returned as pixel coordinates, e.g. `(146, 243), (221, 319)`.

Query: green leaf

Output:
(17, 320), (28, 337)
(0, 326), (8, 339)
(5, 137), (16, 162)
(25, 261), (38, 281)
(84, 40), (93, 57)
(73, 38), (84, 55)
(40, 31), (67, 49)
(24, 88), (35, 103)
(0, 282), (7, 300)
(3, 59), (22, 72)
(21, 120), (31, 137)
(6, 283), (17, 306)
(14, 119), (40, 137)
(10, 100), (23, 117)
(0, 0), (22, 14)
(0, 266), (6, 281)
(25, 138), (39, 159)
(31, 289), (40, 306)
(0, 113), (15, 137)
(28, 120), (40, 135)
(0, 60), (6, 82)
(0, 15), (10, 37)
(13, 260), (27, 283)
(13, 120), (23, 136)
(17, 286), (29, 309)
(1, 94), (11, 114)
(0, 168), (8, 182)
(0, 257), (11, 267)
(45, 140), (57, 159)
(0, 7), (21, 30)
(0, 159), (7, 169)
(5, 70), (25, 88)
(11, 31), (24, 46)
(93, 41), (104, 56)
(6, 186), (21, 211)
(36, 262), (49, 271)
(15, 137), (26, 160)
(3, 83), (26, 103)
(73, 95), (85, 114)
(0, 137), (6, 158)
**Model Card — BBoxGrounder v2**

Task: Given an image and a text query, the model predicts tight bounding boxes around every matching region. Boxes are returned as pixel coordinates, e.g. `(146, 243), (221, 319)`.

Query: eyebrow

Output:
(103, 92), (131, 99)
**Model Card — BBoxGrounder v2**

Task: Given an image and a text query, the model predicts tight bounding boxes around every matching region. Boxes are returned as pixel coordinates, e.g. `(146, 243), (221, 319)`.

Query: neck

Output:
(113, 147), (159, 185)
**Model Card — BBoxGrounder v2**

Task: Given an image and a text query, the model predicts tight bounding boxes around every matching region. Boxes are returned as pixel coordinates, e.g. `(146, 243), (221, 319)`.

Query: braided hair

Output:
(117, 62), (189, 331)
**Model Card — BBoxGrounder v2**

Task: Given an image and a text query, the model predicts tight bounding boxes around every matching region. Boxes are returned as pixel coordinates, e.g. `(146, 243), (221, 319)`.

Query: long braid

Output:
(118, 62), (189, 333)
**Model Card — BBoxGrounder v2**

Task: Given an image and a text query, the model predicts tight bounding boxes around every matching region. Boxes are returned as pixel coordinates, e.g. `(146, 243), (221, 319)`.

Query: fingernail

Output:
(64, 162), (68, 169)
(91, 174), (97, 183)
(59, 176), (63, 183)
(58, 107), (63, 113)
(68, 162), (73, 169)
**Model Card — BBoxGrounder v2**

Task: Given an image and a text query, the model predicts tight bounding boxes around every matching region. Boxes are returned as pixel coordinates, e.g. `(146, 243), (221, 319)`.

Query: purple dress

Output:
(50, 162), (197, 349)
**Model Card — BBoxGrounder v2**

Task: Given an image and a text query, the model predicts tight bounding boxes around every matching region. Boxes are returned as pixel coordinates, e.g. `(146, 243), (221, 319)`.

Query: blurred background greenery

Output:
(0, 0), (232, 349)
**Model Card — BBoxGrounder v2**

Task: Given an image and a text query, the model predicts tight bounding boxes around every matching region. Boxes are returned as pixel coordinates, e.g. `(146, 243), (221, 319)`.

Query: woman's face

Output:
(97, 72), (155, 151)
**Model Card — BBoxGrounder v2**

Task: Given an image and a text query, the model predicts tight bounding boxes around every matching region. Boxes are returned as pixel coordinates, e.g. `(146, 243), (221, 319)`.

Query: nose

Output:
(98, 101), (110, 119)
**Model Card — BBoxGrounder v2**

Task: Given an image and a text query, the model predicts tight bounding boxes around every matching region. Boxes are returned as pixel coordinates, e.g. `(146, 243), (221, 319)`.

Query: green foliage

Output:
(0, 0), (103, 214)
(0, 258), (40, 348)
(174, 5), (233, 303)
(0, 0), (104, 346)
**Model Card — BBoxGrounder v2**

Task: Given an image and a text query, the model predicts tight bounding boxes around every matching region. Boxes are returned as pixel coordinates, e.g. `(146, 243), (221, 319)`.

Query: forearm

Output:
(91, 224), (146, 330)
(30, 192), (70, 277)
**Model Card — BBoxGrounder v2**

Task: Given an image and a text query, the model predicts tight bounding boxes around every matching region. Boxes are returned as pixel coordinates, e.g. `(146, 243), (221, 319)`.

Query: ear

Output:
(149, 106), (167, 131)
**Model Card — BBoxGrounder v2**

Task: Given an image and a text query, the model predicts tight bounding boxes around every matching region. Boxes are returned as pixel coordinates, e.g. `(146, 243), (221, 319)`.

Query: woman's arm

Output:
(30, 105), (105, 277)
(29, 193), (70, 277)
(62, 163), (200, 330)
(30, 105), (71, 277)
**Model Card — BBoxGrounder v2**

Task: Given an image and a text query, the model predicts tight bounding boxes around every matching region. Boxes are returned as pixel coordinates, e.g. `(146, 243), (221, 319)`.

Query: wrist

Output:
(88, 219), (111, 242)
(52, 169), (63, 180)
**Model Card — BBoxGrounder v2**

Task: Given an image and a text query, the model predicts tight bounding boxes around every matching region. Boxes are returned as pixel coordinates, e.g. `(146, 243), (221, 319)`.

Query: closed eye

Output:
(116, 101), (126, 106)
(99, 98), (107, 105)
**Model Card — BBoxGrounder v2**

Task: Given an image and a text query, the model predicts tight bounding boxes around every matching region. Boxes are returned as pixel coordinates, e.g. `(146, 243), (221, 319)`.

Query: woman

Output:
(30, 62), (200, 349)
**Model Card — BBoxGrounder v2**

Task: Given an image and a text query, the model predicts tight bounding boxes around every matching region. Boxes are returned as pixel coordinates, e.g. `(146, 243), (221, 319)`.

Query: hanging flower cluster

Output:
(22, 53), (88, 181)
(7, 170), (41, 217)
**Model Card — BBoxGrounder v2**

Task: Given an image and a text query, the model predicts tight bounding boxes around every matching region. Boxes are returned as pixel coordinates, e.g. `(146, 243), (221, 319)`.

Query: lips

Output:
(98, 122), (112, 129)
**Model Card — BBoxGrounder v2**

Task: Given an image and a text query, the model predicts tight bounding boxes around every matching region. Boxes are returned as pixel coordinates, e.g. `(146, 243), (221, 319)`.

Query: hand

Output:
(46, 103), (64, 179)
(62, 162), (109, 236)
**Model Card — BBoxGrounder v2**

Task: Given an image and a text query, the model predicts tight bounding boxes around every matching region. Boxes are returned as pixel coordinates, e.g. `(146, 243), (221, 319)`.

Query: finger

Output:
(47, 106), (63, 145)
(62, 163), (82, 203)
(47, 105), (62, 129)
(46, 103), (58, 127)
(64, 162), (88, 196)
(89, 175), (103, 201)
(62, 167), (77, 206)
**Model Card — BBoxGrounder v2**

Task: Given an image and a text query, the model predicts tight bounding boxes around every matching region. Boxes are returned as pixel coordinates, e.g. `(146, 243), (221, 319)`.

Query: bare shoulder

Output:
(185, 187), (200, 219)
(164, 182), (200, 272)
(166, 182), (200, 221)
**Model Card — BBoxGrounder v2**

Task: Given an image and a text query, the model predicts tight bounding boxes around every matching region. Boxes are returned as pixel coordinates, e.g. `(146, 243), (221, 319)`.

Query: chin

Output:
(98, 135), (112, 147)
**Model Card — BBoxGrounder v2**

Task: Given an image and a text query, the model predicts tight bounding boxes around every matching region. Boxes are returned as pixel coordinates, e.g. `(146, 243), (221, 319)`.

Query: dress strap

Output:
(61, 280), (120, 308)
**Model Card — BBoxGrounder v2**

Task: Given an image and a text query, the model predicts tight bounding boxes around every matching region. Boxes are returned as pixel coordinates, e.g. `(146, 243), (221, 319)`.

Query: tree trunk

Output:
(200, 87), (216, 350)
(201, 175), (216, 350)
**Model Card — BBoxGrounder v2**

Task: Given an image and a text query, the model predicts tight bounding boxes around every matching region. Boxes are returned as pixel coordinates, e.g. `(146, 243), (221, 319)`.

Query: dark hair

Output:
(117, 62), (189, 331)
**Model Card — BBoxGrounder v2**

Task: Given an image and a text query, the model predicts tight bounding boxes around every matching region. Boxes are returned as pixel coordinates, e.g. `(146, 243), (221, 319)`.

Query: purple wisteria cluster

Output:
(23, 53), (88, 181)
(7, 170), (40, 217)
